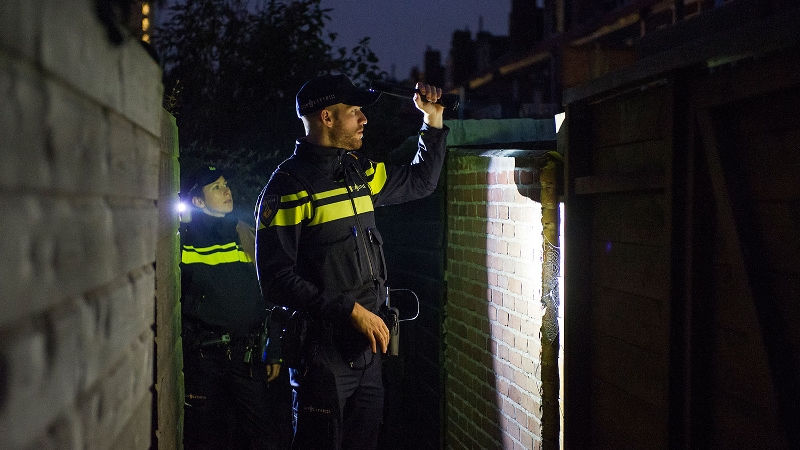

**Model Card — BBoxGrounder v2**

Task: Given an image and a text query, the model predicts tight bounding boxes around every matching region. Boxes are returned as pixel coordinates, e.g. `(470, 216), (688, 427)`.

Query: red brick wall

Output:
(444, 154), (545, 449)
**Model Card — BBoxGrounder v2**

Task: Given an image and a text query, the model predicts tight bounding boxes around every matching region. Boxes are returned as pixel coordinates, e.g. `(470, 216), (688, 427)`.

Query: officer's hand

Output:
(265, 363), (281, 382)
(413, 82), (444, 129)
(350, 302), (389, 354)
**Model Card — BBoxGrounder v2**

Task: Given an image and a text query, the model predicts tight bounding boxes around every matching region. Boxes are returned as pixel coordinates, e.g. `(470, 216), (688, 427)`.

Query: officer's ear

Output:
(191, 195), (205, 209)
(320, 107), (335, 127)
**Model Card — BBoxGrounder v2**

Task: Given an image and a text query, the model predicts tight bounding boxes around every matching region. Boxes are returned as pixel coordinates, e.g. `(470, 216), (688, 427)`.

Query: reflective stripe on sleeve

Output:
(367, 162), (387, 194)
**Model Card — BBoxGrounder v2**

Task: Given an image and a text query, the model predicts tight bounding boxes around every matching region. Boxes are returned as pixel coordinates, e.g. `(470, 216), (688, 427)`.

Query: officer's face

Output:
(328, 104), (367, 150)
(195, 176), (233, 217)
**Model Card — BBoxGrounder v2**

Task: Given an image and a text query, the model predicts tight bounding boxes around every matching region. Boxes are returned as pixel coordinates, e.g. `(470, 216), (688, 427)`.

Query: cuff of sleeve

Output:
(337, 293), (357, 325)
(315, 292), (357, 326)
(420, 123), (449, 135)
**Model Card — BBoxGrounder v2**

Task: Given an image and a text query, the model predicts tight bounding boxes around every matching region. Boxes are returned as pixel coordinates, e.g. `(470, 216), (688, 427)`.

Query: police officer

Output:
(181, 166), (290, 450)
(255, 74), (448, 450)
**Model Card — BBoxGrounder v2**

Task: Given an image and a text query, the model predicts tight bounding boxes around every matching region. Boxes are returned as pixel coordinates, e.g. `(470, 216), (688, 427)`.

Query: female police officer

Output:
(181, 166), (289, 449)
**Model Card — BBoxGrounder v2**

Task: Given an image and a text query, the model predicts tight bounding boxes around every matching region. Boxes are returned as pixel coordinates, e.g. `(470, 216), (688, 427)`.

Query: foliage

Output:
(154, 0), (391, 218)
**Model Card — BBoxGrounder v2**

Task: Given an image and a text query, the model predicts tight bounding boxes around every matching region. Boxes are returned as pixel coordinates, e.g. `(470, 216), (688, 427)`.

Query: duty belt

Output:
(198, 333), (232, 348)
(196, 332), (263, 365)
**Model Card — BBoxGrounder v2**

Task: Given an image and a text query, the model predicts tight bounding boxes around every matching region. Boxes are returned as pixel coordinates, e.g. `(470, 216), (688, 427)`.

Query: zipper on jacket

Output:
(341, 153), (379, 287)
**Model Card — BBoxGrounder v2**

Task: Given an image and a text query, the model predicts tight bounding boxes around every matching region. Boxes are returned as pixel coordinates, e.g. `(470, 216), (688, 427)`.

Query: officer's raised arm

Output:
(414, 82), (444, 129)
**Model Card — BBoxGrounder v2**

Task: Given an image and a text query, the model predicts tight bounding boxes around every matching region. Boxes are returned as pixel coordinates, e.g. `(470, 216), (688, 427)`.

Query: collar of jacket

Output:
(293, 138), (349, 178)
(191, 211), (237, 234)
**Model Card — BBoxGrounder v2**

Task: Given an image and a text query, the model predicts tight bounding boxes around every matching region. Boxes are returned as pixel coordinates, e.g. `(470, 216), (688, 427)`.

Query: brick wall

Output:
(445, 154), (545, 449)
(0, 1), (169, 448)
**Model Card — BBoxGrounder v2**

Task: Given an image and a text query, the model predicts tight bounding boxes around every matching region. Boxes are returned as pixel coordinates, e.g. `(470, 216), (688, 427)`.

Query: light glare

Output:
(554, 112), (565, 133)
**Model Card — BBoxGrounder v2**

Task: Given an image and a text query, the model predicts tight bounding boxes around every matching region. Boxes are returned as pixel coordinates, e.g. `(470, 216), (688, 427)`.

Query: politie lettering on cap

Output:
(298, 94), (337, 115)
(187, 165), (229, 197)
(295, 74), (380, 117)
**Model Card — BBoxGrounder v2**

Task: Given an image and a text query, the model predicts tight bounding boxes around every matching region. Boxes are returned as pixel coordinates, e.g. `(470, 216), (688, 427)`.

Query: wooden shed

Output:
(562, 6), (800, 449)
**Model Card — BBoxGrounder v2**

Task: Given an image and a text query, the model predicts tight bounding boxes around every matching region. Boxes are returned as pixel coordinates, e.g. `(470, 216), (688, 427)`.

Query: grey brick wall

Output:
(0, 0), (169, 448)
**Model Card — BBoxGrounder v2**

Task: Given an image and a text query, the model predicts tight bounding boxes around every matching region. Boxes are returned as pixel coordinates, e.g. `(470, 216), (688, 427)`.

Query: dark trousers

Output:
(183, 344), (293, 450)
(289, 345), (384, 450)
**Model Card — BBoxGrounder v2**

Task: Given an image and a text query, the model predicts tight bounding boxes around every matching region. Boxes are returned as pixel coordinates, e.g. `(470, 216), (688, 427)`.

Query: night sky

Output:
(320, 0), (512, 80)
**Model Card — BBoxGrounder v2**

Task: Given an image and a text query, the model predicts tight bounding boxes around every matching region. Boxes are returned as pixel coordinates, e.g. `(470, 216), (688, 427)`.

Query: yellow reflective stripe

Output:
(271, 201), (312, 226)
(266, 173), (381, 228)
(309, 195), (374, 226)
(257, 191), (310, 229)
(367, 162), (387, 194)
(309, 179), (373, 202)
(182, 243), (252, 265)
(184, 242), (237, 252)
(281, 190), (309, 202)
(313, 187), (350, 201)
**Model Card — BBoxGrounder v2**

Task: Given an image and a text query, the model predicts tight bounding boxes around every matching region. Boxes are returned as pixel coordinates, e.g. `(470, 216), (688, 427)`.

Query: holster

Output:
(281, 310), (311, 369)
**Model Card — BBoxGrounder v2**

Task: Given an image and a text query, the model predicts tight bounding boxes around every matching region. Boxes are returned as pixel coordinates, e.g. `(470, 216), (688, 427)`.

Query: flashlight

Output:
(370, 81), (460, 111)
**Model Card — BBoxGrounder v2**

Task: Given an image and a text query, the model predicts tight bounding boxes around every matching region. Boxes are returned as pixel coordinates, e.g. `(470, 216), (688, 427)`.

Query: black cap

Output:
(186, 165), (228, 198)
(295, 74), (381, 118)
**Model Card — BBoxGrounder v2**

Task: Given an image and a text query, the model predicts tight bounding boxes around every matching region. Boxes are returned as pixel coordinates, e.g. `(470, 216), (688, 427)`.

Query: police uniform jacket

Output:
(181, 212), (273, 342)
(256, 123), (449, 335)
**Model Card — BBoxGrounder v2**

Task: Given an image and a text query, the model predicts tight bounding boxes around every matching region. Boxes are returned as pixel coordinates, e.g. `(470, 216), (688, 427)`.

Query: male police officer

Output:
(181, 166), (289, 449)
(255, 74), (448, 450)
